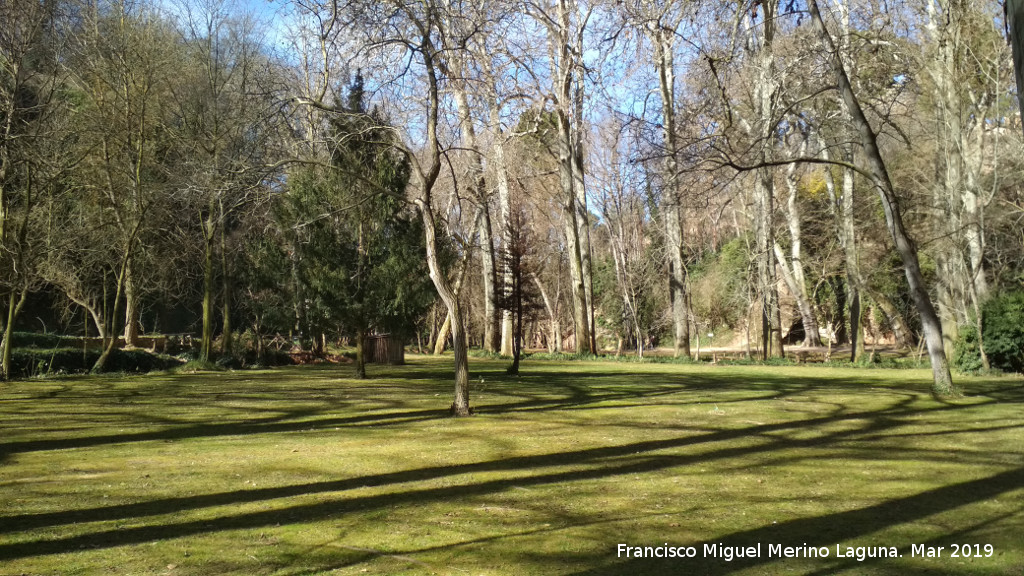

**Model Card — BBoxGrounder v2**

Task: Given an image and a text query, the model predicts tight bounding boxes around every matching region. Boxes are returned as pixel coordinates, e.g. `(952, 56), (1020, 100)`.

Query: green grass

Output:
(1, 356), (1022, 575)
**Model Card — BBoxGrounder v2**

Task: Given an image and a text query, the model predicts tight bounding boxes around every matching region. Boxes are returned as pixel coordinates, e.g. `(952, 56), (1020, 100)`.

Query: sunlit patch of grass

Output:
(1, 357), (1022, 575)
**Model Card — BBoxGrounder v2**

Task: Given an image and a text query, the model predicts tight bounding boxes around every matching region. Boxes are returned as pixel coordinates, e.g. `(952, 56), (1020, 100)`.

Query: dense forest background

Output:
(2, 0), (1023, 403)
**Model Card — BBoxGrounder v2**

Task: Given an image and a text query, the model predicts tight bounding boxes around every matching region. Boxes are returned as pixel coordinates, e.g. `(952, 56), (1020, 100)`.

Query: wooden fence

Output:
(365, 334), (405, 365)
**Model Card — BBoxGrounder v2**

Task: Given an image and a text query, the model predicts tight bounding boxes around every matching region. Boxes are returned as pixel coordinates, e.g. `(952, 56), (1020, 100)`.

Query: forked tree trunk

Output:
(93, 251), (132, 373)
(433, 240), (470, 355)
(548, 0), (592, 355)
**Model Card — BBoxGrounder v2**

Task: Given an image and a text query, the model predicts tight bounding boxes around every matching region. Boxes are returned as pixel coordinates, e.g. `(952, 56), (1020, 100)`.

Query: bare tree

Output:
(0, 0), (72, 378)
(623, 0), (693, 357)
(809, 0), (956, 396)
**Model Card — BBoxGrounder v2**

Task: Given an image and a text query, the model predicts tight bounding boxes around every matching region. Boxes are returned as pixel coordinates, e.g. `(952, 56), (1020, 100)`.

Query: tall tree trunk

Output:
(220, 215), (233, 356)
(574, 143), (597, 355)
(810, 0), (956, 396)
(776, 145), (821, 347)
(355, 327), (366, 379)
(822, 140), (862, 359)
(417, 34), (470, 415)
(562, 195), (590, 353)
(421, 201), (470, 415)
(479, 208), (499, 352)
(650, 23), (691, 358)
(1, 288), (28, 380)
(755, 169), (783, 358)
(745, 0), (784, 359)
(926, 0), (989, 354)
(450, 64), (500, 353)
(1010, 0), (1024, 131)
(547, 0), (592, 355)
(123, 263), (140, 348)
(200, 219), (216, 363)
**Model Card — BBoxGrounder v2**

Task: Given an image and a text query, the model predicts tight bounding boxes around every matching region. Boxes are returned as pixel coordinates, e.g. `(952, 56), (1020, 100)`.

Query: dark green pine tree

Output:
(281, 72), (435, 377)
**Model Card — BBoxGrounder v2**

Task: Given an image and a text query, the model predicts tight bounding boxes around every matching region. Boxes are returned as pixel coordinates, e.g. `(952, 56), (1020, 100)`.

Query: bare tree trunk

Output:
(479, 209), (499, 352)
(416, 31), (470, 415)
(433, 243), (470, 355)
(573, 139), (597, 355)
(93, 249), (133, 373)
(434, 312), (452, 356)
(867, 288), (912, 349)
(925, 0), (989, 355)
(810, 0), (956, 396)
(821, 139), (863, 360)
(421, 202), (471, 415)
(220, 215), (233, 356)
(1, 288), (28, 380)
(776, 145), (821, 347)
(755, 169), (783, 358)
(562, 196), (590, 353)
(355, 327), (366, 379)
(649, 23), (691, 358)
(123, 262), (140, 348)
(450, 64), (499, 353)
(532, 273), (560, 354)
(200, 218), (216, 363)
(774, 243), (821, 347)
(744, 0), (784, 359)
(546, 0), (592, 355)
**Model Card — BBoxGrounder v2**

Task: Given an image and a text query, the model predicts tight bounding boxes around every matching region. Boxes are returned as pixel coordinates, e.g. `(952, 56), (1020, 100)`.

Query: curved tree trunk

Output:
(1, 288), (28, 380)
(810, 0), (956, 396)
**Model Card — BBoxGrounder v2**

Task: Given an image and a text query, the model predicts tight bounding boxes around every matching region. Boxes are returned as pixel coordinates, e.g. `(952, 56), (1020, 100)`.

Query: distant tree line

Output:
(3, 0), (1023, 406)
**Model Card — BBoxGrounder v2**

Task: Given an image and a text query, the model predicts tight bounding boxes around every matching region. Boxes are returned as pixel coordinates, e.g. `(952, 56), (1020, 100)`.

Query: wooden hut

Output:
(364, 334), (405, 365)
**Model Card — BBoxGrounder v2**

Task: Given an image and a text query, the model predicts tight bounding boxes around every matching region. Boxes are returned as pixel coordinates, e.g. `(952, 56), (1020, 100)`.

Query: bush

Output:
(982, 291), (1024, 374)
(953, 324), (984, 374)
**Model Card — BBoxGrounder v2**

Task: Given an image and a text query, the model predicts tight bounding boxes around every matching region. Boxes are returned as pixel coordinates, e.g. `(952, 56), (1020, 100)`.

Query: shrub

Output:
(982, 291), (1024, 374)
(952, 324), (984, 374)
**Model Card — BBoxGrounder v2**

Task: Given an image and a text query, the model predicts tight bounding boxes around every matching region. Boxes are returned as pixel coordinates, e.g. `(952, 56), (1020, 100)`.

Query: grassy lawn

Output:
(1, 356), (1022, 575)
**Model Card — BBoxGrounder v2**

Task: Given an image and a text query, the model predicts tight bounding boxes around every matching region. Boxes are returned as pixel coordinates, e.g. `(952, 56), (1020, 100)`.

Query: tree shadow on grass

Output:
(0, 366), (852, 457)
(560, 466), (1024, 576)
(1, 389), (1019, 562)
